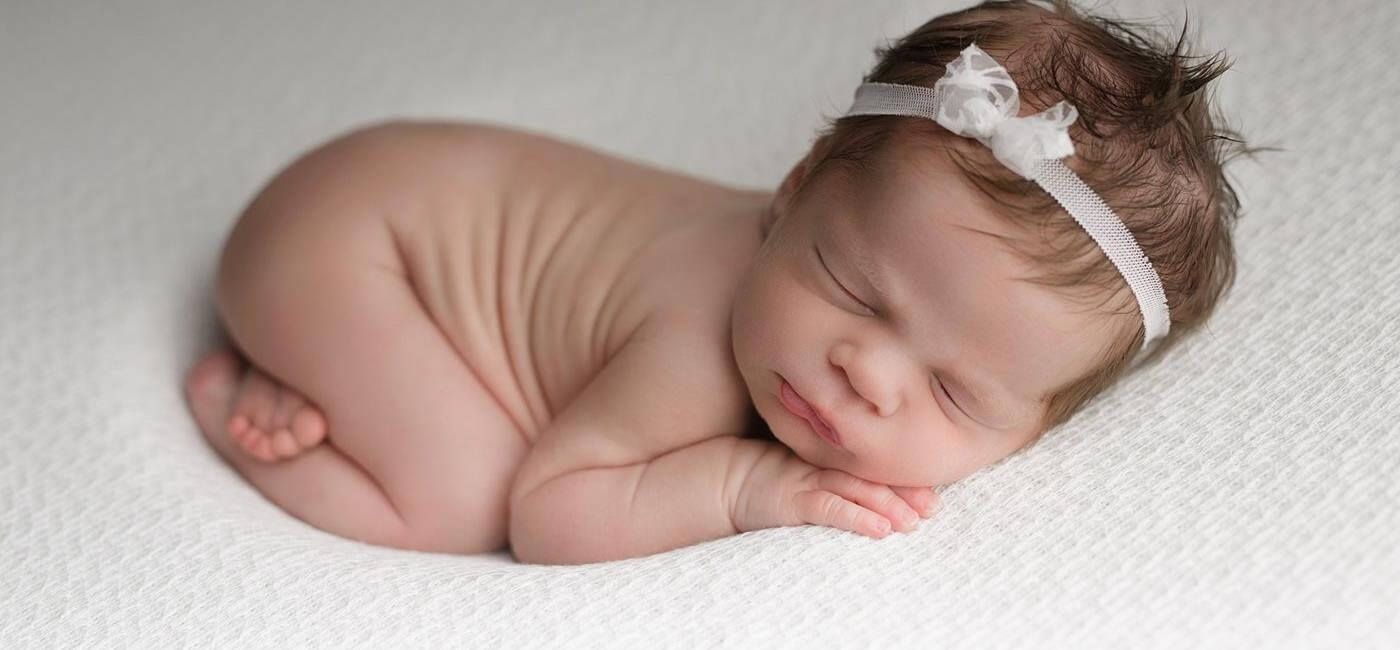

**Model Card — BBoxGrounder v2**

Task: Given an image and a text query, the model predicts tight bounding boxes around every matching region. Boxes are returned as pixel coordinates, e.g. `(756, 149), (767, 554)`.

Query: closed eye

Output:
(815, 243), (875, 315)
(935, 377), (971, 420)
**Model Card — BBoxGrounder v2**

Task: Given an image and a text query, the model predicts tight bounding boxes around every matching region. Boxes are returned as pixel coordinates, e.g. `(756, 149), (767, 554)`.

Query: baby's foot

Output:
(226, 355), (327, 462)
(185, 349), (248, 461)
(186, 348), (328, 462)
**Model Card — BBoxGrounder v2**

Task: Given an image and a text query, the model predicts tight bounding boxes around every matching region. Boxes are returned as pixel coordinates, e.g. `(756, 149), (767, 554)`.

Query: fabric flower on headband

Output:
(931, 44), (1079, 179)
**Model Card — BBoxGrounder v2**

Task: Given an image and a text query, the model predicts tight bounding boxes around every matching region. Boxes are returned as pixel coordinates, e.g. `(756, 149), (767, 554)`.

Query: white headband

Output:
(843, 43), (1170, 360)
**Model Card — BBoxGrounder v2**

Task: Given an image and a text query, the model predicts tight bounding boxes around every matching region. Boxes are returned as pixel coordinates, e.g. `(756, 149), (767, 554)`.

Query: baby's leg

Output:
(188, 349), (406, 542)
(184, 124), (529, 554)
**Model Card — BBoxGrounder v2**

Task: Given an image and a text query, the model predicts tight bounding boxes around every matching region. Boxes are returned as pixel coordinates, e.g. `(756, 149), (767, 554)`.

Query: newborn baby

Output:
(183, 0), (1249, 564)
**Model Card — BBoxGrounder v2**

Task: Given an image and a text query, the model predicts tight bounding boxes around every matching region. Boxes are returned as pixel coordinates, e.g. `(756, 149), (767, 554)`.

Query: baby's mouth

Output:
(777, 376), (843, 448)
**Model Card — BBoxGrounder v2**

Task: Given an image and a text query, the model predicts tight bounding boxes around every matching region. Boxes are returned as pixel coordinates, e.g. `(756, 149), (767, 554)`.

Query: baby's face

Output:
(731, 140), (1130, 487)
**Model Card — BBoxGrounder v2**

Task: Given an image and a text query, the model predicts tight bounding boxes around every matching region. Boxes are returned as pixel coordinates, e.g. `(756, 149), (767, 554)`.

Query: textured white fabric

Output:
(847, 44), (1171, 354)
(2, 0), (1399, 648)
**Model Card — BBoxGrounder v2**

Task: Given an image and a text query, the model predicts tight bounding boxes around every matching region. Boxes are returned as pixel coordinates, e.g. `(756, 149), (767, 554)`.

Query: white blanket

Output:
(3, 0), (1397, 647)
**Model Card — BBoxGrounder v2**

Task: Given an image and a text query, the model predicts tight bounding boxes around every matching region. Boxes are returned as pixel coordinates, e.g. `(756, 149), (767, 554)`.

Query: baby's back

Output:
(385, 122), (762, 442)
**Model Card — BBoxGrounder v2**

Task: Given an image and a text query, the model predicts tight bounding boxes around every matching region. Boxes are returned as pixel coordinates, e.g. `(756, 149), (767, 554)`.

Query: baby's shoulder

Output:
(606, 312), (753, 439)
(584, 195), (767, 452)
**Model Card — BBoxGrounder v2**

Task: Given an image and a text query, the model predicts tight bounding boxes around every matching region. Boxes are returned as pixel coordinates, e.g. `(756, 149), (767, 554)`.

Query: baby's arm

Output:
(508, 322), (934, 565)
(510, 431), (765, 565)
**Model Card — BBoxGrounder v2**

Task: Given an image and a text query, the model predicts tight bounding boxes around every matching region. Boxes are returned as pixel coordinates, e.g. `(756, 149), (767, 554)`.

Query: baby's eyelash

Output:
(936, 378), (958, 409)
(815, 244), (876, 315)
(934, 377), (969, 418)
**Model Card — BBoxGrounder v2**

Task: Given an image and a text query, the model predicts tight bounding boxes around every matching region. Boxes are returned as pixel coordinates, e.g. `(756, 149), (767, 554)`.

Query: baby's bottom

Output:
(183, 133), (528, 554)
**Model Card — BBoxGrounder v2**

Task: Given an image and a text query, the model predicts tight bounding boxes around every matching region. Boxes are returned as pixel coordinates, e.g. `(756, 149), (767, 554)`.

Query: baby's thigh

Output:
(216, 127), (529, 550)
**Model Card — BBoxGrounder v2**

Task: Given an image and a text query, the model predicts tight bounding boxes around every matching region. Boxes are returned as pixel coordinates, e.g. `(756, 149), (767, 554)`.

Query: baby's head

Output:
(730, 0), (1254, 487)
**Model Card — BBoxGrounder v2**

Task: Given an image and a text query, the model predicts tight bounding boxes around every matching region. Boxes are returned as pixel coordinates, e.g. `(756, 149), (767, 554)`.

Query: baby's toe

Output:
(250, 434), (278, 463)
(270, 429), (300, 459)
(290, 406), (326, 447)
(289, 406), (324, 448)
(230, 425), (256, 451)
(226, 414), (250, 436)
(234, 425), (277, 462)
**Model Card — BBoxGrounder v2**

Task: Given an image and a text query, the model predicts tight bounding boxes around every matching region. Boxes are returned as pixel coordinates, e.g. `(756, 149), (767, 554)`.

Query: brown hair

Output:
(790, 0), (1264, 433)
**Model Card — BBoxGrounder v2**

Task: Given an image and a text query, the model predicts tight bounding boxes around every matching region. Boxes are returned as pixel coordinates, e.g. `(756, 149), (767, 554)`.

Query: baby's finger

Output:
(816, 471), (921, 532)
(890, 485), (940, 518)
(793, 489), (891, 539)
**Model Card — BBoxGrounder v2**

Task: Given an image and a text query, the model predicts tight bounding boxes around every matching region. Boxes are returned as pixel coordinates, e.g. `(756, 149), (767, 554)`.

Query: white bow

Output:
(932, 44), (1078, 179)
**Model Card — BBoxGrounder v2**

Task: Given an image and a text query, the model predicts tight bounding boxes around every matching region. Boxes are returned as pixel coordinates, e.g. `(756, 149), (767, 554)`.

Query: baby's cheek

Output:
(880, 438), (953, 487)
(837, 446), (904, 486)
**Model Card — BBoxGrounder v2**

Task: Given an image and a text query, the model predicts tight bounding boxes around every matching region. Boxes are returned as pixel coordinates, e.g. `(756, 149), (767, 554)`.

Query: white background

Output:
(1, 1), (1396, 647)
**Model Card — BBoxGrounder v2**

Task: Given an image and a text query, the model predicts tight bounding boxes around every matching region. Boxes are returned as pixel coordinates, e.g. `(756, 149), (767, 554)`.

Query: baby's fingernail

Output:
(875, 520), (891, 535)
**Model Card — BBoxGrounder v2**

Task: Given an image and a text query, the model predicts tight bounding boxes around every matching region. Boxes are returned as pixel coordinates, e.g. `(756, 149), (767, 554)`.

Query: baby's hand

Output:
(731, 447), (939, 539)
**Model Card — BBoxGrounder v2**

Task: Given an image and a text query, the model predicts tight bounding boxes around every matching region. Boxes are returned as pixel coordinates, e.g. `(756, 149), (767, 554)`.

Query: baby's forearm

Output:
(509, 435), (776, 565)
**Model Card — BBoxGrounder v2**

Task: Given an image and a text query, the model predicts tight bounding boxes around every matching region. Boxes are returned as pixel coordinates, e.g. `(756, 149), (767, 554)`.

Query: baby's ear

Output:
(758, 203), (778, 239)
(779, 134), (834, 198)
(770, 134), (836, 232)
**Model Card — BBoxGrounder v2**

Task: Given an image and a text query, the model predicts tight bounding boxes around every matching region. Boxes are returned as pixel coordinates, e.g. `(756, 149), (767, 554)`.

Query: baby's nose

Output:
(830, 344), (901, 418)
(829, 341), (855, 366)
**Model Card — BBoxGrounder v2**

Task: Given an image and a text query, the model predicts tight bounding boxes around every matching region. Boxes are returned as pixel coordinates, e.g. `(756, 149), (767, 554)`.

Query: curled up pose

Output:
(184, 0), (1252, 564)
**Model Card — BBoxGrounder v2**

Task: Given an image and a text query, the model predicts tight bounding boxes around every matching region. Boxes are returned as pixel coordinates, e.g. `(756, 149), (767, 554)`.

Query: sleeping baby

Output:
(183, 0), (1251, 564)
